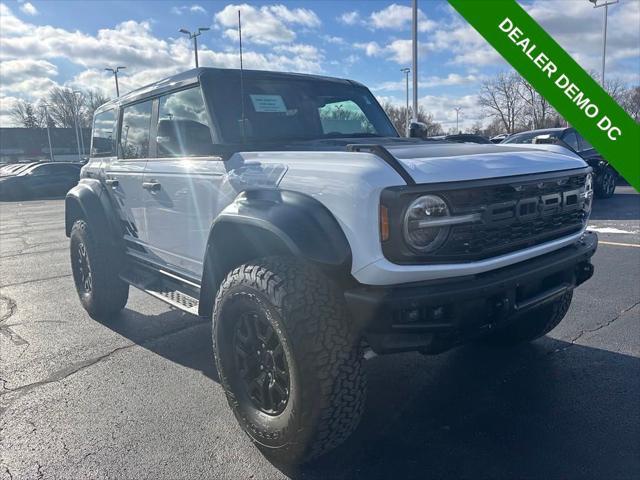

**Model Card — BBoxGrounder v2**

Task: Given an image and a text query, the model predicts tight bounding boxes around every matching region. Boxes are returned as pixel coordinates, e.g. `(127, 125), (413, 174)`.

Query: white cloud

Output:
(355, 39), (429, 65)
(215, 4), (320, 45)
(374, 73), (484, 92)
(322, 35), (345, 45)
(171, 4), (207, 15)
(273, 43), (321, 58)
(0, 3), (327, 124)
(354, 41), (383, 57)
(369, 3), (435, 32)
(19, 1), (37, 16)
(338, 11), (360, 26)
(525, 0), (640, 75)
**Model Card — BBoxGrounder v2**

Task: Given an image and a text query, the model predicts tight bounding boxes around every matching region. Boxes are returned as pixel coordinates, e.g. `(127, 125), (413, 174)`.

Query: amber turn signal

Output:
(380, 205), (390, 242)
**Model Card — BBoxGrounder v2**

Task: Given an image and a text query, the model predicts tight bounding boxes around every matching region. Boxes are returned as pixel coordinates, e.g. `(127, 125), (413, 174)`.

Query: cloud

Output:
(215, 3), (320, 45)
(0, 2), (327, 124)
(373, 73), (485, 92)
(19, 1), (37, 16)
(338, 11), (360, 26)
(524, 0), (640, 74)
(369, 3), (435, 32)
(322, 35), (345, 45)
(170, 4), (207, 15)
(354, 39), (429, 65)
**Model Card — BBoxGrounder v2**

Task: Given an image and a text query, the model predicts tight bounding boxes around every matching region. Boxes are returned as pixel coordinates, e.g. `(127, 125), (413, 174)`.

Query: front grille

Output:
(380, 170), (590, 265)
(434, 173), (588, 262)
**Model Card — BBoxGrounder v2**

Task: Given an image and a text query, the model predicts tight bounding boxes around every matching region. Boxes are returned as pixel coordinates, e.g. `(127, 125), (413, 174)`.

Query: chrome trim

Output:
(414, 213), (482, 228)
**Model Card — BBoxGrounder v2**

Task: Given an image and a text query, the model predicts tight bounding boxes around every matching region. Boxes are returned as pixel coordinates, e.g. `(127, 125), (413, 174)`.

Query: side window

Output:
(91, 109), (116, 157)
(30, 165), (54, 176)
(563, 131), (579, 151)
(318, 100), (374, 135)
(576, 133), (593, 151)
(156, 87), (214, 157)
(120, 101), (153, 159)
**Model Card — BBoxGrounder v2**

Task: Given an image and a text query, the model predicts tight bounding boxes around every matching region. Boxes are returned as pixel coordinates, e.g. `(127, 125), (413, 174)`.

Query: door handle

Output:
(142, 181), (161, 192)
(105, 179), (119, 188)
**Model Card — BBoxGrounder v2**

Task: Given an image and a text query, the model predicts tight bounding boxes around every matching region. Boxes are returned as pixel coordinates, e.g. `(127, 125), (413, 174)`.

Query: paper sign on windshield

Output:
(250, 95), (287, 113)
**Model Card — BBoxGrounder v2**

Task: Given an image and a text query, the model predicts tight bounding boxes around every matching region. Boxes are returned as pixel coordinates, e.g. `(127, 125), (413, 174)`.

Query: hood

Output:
(384, 143), (587, 184)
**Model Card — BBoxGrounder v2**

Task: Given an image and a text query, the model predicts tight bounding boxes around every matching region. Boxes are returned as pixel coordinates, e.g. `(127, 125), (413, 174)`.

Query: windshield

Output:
(206, 76), (398, 143)
(503, 130), (561, 144)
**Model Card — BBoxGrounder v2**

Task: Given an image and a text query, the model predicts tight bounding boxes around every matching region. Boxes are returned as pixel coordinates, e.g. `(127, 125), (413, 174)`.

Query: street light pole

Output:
(401, 67), (411, 136)
(411, 0), (418, 122)
(42, 104), (54, 162)
(180, 27), (210, 68)
(588, 0), (619, 85)
(104, 66), (126, 97)
(73, 91), (86, 157)
(454, 107), (463, 133)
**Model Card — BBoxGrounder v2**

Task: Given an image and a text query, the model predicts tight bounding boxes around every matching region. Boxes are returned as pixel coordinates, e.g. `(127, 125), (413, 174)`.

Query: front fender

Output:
(198, 189), (352, 317)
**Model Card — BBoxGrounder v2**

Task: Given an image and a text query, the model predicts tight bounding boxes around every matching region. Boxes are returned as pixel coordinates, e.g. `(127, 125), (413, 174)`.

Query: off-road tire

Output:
(70, 220), (129, 319)
(595, 166), (617, 199)
(482, 291), (573, 347)
(212, 256), (366, 464)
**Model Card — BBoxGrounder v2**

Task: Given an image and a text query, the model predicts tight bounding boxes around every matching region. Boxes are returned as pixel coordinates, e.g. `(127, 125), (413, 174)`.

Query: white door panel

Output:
(142, 158), (227, 277)
(105, 161), (149, 244)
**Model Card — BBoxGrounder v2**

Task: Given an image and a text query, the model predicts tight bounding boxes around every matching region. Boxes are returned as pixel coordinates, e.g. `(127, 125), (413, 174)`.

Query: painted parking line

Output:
(599, 240), (640, 248)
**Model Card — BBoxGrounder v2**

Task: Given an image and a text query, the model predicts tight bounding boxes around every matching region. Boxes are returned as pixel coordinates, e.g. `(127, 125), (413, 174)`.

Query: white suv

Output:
(66, 67), (597, 464)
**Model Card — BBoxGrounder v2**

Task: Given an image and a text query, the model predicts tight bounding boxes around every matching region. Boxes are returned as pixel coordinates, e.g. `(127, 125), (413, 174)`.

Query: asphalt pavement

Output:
(1, 187), (639, 480)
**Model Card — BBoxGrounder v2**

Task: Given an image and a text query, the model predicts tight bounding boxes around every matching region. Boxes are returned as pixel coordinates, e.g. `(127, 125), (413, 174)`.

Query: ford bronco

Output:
(66, 68), (597, 464)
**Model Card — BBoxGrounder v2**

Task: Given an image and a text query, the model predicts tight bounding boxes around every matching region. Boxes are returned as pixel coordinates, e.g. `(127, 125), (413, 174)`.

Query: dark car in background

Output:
(0, 162), (81, 200)
(427, 133), (492, 144)
(0, 162), (42, 177)
(490, 133), (510, 143)
(502, 127), (618, 198)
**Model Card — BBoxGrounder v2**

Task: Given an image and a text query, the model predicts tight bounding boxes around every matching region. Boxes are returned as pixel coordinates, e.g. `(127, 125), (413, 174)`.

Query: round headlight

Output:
(403, 195), (450, 252)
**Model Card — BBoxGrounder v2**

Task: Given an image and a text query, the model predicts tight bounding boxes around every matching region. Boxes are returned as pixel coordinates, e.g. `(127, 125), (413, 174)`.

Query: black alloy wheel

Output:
(75, 240), (93, 294)
(233, 310), (290, 415)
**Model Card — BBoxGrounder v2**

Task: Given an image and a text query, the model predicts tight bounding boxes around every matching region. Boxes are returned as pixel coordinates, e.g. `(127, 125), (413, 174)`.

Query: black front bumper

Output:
(345, 232), (598, 354)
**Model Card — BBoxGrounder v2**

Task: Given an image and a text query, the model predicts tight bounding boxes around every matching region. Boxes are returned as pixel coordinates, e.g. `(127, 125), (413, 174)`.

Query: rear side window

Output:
(563, 131), (579, 151)
(91, 109), (116, 157)
(577, 133), (593, 151)
(120, 101), (153, 159)
(156, 87), (214, 157)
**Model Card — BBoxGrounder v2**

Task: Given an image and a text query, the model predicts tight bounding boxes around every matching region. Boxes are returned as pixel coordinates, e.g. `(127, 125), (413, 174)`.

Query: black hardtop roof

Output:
(96, 67), (362, 114)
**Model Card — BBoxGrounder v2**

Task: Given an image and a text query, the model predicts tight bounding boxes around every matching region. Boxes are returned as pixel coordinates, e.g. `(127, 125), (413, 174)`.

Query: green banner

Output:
(449, 0), (639, 191)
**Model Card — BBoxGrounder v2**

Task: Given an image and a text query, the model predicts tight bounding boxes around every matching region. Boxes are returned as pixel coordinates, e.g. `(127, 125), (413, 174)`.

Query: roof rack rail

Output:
(346, 144), (415, 185)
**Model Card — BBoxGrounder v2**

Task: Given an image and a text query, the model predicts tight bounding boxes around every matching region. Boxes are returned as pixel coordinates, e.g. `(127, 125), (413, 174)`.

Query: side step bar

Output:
(120, 260), (201, 315)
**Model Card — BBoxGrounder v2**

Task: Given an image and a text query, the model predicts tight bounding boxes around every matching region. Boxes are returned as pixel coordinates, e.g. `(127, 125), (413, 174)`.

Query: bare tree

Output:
(619, 86), (640, 122)
(517, 79), (554, 130)
(44, 87), (83, 128)
(10, 99), (48, 128)
(84, 90), (111, 127)
(479, 72), (526, 134)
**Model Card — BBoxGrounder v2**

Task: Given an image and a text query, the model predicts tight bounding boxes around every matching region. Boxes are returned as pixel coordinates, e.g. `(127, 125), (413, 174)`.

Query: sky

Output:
(1, 0), (639, 130)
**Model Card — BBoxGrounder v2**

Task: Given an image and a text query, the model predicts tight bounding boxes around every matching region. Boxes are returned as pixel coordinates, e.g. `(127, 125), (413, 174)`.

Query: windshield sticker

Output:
(250, 95), (287, 113)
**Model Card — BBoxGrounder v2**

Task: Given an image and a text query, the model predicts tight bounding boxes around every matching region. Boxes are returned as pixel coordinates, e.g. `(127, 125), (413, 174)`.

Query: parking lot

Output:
(1, 188), (638, 480)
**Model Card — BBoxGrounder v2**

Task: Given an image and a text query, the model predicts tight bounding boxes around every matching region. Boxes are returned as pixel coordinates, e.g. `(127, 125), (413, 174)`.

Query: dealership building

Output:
(0, 128), (91, 163)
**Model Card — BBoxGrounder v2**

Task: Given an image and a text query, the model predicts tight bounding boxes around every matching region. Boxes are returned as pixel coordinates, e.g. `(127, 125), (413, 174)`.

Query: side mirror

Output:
(409, 121), (428, 138)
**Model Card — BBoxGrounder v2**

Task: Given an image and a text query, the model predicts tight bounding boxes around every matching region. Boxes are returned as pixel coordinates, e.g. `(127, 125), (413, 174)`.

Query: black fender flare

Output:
(198, 189), (352, 317)
(65, 179), (123, 248)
